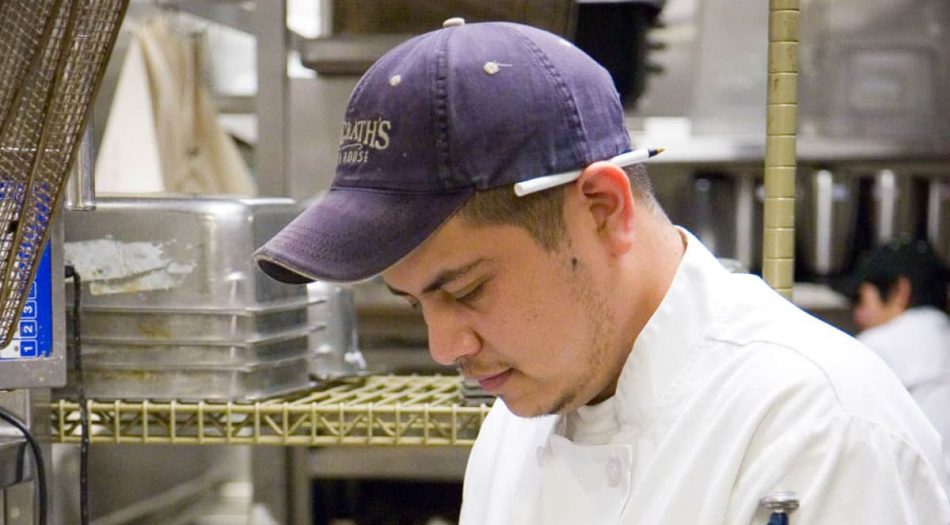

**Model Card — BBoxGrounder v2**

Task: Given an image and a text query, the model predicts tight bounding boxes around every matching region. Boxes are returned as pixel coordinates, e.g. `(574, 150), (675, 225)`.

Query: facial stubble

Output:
(537, 254), (615, 416)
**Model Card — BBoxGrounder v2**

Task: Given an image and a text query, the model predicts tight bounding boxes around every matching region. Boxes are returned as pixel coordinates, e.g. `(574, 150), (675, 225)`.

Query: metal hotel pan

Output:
(65, 355), (314, 402)
(64, 196), (309, 310)
(76, 327), (314, 368)
(67, 301), (318, 342)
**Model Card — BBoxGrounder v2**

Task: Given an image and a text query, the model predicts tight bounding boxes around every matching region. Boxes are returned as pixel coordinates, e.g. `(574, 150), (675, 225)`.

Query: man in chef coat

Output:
(841, 239), (950, 487)
(255, 19), (950, 524)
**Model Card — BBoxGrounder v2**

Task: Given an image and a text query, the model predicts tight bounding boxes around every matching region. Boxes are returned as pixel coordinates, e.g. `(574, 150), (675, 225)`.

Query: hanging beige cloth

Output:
(96, 17), (257, 195)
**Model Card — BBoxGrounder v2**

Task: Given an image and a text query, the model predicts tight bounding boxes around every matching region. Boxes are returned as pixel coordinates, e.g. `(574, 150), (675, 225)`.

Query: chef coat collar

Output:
(613, 228), (733, 429)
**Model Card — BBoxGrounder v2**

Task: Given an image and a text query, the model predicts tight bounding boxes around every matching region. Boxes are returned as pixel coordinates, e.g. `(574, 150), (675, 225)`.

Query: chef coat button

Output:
(605, 457), (623, 487)
(536, 446), (544, 467)
(443, 17), (465, 28)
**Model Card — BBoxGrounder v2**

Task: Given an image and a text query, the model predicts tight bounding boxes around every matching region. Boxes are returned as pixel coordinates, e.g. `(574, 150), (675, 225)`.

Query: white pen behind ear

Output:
(514, 147), (665, 197)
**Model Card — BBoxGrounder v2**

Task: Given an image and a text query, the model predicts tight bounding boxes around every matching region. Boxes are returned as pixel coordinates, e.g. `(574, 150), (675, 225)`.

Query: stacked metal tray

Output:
(306, 281), (368, 381)
(59, 196), (322, 401)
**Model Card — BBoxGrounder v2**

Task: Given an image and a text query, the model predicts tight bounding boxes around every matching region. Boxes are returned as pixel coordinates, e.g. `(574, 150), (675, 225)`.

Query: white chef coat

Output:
(460, 230), (950, 525)
(858, 307), (950, 485)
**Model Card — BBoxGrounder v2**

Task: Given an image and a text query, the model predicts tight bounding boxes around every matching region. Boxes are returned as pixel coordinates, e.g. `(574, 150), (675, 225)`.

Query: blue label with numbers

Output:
(0, 244), (52, 359)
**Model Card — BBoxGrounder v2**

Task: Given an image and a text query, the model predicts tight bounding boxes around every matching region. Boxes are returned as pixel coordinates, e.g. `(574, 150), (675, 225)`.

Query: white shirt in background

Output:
(859, 306), (950, 487)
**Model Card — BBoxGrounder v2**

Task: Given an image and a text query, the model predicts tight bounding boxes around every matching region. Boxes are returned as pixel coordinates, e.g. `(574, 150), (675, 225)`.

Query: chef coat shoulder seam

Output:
(704, 335), (851, 413)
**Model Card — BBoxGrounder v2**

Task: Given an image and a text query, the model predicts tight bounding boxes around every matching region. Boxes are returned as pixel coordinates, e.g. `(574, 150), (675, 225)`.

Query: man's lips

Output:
(472, 369), (512, 392)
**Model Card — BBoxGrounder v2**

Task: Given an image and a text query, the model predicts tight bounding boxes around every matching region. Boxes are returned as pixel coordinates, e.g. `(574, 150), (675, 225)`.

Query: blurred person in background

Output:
(842, 238), (950, 480)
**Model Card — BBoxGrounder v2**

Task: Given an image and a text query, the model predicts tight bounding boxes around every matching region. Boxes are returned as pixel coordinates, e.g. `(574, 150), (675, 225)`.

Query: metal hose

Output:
(763, 0), (799, 300)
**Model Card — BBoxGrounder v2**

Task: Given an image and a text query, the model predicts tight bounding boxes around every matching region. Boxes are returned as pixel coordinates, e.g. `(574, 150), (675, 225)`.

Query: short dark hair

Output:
(853, 239), (948, 310)
(458, 164), (660, 251)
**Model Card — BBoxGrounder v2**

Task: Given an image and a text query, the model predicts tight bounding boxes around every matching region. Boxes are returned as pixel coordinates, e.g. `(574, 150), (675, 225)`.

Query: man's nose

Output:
(424, 309), (481, 366)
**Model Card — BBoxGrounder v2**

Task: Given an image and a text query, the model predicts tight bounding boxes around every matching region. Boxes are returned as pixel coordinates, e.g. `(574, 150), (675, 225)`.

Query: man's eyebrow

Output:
(385, 259), (487, 298)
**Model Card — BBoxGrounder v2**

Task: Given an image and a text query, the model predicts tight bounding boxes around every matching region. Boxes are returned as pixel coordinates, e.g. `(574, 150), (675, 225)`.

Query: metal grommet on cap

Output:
(443, 17), (465, 28)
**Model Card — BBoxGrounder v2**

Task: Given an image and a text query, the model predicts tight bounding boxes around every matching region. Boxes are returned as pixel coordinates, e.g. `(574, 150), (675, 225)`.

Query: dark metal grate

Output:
(0, 0), (128, 347)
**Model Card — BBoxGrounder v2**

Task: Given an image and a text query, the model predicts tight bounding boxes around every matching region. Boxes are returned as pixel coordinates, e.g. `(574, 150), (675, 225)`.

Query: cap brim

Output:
(254, 187), (474, 283)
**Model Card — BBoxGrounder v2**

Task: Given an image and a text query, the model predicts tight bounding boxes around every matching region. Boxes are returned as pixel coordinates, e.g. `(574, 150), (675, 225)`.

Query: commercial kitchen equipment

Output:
(0, 1), (128, 524)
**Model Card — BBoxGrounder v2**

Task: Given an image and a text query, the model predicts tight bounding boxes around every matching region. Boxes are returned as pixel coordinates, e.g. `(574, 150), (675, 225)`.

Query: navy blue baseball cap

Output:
(255, 19), (631, 283)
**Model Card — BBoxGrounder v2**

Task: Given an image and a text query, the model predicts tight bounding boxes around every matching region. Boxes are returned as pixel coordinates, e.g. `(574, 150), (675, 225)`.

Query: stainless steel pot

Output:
(796, 169), (859, 276)
(677, 172), (763, 272)
(926, 176), (950, 265)
(870, 169), (920, 245)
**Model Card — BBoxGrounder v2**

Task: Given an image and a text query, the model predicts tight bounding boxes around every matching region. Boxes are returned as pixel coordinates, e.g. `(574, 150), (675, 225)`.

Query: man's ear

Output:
(889, 276), (912, 310)
(573, 161), (636, 255)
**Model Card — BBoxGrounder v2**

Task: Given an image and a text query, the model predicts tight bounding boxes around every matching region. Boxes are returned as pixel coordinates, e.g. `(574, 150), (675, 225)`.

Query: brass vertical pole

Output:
(763, 0), (799, 300)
